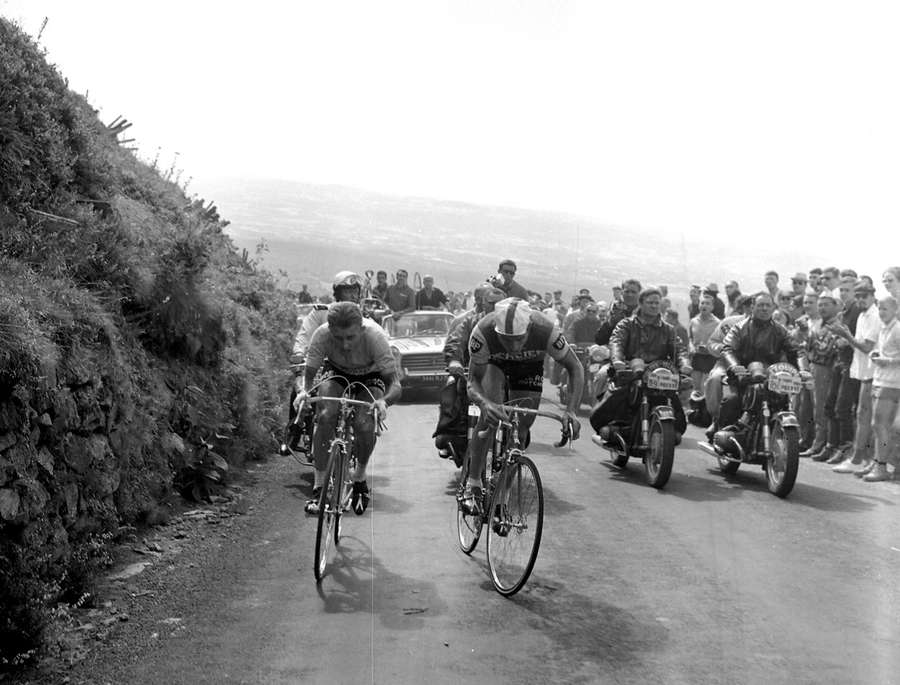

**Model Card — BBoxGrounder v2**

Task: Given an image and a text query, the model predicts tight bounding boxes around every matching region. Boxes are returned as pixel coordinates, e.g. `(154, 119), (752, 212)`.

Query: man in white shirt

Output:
(861, 296), (900, 481)
(831, 282), (880, 473)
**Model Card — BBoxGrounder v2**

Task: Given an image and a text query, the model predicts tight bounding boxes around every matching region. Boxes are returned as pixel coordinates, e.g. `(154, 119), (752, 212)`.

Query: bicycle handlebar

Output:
(477, 404), (573, 448)
(298, 395), (387, 435)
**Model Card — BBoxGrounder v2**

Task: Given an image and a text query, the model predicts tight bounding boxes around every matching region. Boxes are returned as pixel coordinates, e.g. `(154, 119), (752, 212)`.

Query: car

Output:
(382, 310), (455, 390)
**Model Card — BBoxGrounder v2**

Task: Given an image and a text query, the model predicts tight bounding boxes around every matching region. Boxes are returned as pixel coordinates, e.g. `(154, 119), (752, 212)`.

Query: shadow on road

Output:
(509, 575), (669, 670)
(315, 536), (448, 630)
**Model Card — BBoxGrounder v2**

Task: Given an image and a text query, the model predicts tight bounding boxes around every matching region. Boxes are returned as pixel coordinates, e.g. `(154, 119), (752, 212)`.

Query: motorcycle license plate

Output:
(468, 404), (481, 418)
(768, 373), (802, 394)
(589, 363), (600, 373)
(646, 370), (678, 391)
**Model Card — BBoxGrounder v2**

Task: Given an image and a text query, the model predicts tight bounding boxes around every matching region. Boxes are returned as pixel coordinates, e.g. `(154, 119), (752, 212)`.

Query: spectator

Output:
(562, 295), (591, 340)
(495, 259), (530, 300)
(801, 293), (841, 459)
(863, 295), (900, 481)
(883, 266), (900, 301)
(724, 280), (742, 315)
(832, 281), (879, 474)
(384, 269), (416, 317)
(688, 285), (702, 319)
(774, 290), (796, 327)
(820, 266), (841, 298)
(415, 274), (448, 310)
(688, 293), (720, 395)
(372, 270), (389, 303)
(596, 279), (641, 346)
(665, 310), (689, 354)
(297, 284), (314, 304)
(703, 283), (726, 319)
(660, 297), (671, 317)
(571, 302), (603, 344)
(793, 291), (821, 450)
(611, 285), (623, 304)
(764, 270), (780, 301)
(790, 272), (808, 297)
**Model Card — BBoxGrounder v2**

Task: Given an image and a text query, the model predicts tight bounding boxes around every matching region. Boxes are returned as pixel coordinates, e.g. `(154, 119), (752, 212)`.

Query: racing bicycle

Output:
(297, 384), (384, 581)
(455, 400), (572, 596)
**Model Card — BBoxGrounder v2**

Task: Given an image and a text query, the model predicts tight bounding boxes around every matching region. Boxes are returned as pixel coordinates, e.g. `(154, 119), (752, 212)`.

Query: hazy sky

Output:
(2, 1), (897, 276)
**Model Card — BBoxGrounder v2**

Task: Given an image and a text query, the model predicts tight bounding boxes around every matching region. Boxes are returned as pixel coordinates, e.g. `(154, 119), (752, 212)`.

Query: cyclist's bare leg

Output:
(350, 385), (384, 482)
(468, 365), (507, 489)
(311, 378), (344, 490)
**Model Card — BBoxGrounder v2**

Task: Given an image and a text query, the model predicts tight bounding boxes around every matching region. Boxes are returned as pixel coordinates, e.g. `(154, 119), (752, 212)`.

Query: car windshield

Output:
(385, 313), (452, 337)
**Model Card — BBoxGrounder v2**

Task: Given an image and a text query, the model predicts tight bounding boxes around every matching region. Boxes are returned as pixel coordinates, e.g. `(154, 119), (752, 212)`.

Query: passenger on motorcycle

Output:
(295, 302), (401, 515)
(462, 298), (583, 511)
(717, 292), (810, 431)
(702, 294), (754, 437)
(589, 287), (692, 436)
(570, 302), (603, 344)
(433, 283), (506, 461)
(281, 271), (364, 456)
(595, 279), (641, 346)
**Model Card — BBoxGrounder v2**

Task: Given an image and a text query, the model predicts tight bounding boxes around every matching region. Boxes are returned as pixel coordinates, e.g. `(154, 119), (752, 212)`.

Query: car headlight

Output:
(391, 347), (406, 377)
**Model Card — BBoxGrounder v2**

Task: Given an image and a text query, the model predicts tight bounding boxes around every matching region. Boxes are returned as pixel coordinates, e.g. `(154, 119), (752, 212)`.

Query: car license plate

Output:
(418, 374), (445, 383)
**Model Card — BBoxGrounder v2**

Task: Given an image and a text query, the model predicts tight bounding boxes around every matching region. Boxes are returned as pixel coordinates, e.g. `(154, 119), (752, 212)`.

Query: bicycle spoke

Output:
(486, 456), (543, 596)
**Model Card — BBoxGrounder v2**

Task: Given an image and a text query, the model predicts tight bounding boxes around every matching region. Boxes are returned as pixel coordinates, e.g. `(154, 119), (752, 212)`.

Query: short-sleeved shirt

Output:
(850, 303), (880, 381)
(469, 311), (569, 390)
(415, 287), (447, 310)
(873, 319), (900, 389)
(306, 318), (397, 377)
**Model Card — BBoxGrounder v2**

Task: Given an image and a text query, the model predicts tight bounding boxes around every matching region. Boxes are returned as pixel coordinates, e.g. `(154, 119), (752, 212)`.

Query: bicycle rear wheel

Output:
(455, 452), (483, 554)
(314, 443), (343, 581)
(486, 455), (543, 596)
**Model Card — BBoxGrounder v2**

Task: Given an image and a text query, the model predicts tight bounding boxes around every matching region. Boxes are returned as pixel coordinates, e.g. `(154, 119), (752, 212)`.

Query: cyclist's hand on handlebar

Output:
(447, 361), (465, 378)
(373, 399), (388, 422)
(564, 410), (581, 441)
(292, 391), (309, 412)
(481, 399), (508, 423)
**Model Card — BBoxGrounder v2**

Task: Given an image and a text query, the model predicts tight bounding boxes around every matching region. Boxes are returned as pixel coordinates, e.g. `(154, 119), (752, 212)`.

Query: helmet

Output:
(333, 271), (362, 290)
(493, 298), (531, 336)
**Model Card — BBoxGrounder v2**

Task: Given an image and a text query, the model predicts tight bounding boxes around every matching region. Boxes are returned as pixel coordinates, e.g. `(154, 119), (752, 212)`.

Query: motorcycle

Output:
(558, 343), (610, 409)
(590, 359), (684, 488)
(697, 362), (803, 498)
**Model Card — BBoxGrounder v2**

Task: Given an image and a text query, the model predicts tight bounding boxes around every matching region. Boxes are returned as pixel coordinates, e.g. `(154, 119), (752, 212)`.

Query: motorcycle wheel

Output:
(767, 424), (799, 498)
(644, 417), (674, 488)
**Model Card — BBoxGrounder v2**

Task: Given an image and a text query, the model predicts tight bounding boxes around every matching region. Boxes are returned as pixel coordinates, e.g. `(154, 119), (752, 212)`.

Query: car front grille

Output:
(401, 352), (444, 374)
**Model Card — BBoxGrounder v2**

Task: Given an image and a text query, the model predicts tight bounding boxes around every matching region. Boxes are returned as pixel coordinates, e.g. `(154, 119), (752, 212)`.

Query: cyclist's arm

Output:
(549, 330), (584, 420)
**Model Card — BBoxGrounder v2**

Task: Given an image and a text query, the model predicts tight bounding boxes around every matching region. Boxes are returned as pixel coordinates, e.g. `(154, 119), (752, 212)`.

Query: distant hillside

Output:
(193, 177), (836, 312)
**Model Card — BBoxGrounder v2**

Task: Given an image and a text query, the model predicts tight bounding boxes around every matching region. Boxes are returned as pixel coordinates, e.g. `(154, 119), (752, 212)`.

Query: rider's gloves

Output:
(729, 365), (748, 379)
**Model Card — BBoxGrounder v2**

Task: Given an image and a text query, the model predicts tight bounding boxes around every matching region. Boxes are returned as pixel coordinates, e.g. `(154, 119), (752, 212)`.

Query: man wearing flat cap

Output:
(703, 283), (726, 319)
(415, 274), (448, 311)
(790, 272), (809, 297)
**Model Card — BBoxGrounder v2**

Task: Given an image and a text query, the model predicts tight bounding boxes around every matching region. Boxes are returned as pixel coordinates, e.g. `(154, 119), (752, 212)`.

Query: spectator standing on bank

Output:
(724, 280), (742, 315)
(372, 270), (389, 303)
(864, 295), (900, 481)
(704, 283), (726, 319)
(298, 284), (314, 303)
(494, 259), (530, 300)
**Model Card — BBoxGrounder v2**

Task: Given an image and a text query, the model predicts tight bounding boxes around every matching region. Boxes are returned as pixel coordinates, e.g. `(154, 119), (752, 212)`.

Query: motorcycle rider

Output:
(433, 283), (505, 461)
(589, 287), (692, 437)
(462, 298), (583, 511)
(702, 294), (754, 439)
(280, 271), (363, 456)
(717, 292), (810, 432)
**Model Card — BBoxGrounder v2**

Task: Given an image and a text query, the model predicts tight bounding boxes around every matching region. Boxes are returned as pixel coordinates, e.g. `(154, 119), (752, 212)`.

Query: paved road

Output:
(66, 385), (900, 685)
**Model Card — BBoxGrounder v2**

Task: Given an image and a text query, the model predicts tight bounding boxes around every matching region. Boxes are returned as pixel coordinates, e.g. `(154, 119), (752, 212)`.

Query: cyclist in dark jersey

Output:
(463, 298), (583, 510)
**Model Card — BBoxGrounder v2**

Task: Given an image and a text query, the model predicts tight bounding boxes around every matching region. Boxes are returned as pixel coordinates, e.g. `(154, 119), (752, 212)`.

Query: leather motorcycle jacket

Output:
(721, 317), (806, 371)
(609, 313), (689, 368)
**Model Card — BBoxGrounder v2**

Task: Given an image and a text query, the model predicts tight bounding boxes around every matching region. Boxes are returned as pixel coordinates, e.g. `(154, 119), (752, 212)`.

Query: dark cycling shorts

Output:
(319, 361), (386, 394)
(490, 358), (544, 392)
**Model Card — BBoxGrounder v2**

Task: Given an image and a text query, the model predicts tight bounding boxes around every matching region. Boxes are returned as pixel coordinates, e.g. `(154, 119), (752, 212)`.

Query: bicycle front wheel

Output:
(455, 451), (483, 554)
(486, 455), (543, 596)
(314, 443), (344, 581)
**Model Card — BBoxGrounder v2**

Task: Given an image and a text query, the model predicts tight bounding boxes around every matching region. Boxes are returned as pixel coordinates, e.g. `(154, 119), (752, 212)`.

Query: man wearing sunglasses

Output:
(495, 259), (530, 300)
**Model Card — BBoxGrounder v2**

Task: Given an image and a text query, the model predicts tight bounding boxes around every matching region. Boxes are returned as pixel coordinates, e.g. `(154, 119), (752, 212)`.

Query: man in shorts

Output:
(297, 302), (401, 515)
(462, 298), (583, 511)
